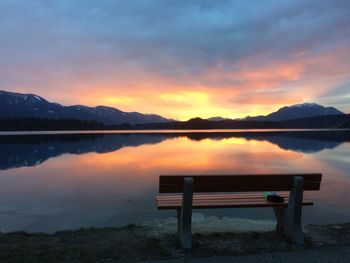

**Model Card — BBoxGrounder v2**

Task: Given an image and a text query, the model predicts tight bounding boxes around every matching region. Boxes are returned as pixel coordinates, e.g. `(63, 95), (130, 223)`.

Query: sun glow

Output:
(101, 96), (137, 107)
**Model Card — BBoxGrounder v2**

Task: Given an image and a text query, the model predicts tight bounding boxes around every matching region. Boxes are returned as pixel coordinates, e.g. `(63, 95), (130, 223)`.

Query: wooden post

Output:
(285, 176), (305, 245)
(179, 177), (193, 250)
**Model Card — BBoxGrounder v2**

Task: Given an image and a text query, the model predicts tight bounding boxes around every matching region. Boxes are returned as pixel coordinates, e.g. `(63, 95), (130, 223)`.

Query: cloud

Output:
(0, 0), (349, 118)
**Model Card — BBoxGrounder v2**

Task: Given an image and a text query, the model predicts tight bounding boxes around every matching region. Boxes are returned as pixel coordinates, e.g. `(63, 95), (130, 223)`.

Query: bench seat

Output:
(157, 193), (313, 209)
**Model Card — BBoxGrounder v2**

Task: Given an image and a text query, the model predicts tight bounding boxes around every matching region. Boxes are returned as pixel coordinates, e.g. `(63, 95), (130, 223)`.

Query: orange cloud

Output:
(8, 44), (350, 120)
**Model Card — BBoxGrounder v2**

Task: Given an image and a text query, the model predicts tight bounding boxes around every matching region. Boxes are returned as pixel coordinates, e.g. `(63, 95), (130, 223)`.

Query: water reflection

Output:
(0, 134), (167, 170)
(0, 131), (349, 233)
(1, 131), (349, 170)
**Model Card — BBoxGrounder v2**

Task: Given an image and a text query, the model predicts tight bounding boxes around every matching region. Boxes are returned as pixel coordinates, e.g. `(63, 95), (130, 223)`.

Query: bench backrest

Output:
(159, 174), (322, 193)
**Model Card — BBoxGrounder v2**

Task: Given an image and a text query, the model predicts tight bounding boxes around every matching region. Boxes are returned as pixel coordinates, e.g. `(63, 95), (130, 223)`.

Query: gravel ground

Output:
(0, 216), (349, 263)
(142, 245), (350, 263)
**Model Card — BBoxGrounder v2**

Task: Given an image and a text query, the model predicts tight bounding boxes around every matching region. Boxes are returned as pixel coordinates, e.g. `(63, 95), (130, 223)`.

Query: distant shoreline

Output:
(1, 128), (350, 136)
(1, 114), (350, 132)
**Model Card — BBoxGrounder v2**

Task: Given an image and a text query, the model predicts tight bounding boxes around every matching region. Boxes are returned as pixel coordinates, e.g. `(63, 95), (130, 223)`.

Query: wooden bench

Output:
(156, 173), (322, 249)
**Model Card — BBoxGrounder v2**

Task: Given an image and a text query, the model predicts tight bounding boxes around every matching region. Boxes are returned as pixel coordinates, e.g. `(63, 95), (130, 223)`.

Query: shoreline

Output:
(1, 128), (350, 136)
(1, 216), (350, 262)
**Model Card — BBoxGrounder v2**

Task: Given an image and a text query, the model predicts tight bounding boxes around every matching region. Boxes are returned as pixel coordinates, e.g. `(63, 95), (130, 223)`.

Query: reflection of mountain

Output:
(184, 131), (350, 153)
(235, 131), (349, 153)
(0, 134), (168, 170)
(0, 131), (349, 170)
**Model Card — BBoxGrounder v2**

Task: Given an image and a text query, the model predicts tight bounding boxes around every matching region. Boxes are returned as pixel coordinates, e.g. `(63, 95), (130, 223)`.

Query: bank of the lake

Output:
(1, 216), (350, 263)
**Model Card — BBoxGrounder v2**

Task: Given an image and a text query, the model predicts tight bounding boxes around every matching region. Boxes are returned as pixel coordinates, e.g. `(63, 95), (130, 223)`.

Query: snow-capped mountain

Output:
(246, 102), (344, 121)
(0, 90), (170, 125)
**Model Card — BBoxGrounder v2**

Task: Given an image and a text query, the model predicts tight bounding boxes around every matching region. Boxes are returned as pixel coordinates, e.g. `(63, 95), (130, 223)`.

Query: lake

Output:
(0, 130), (350, 233)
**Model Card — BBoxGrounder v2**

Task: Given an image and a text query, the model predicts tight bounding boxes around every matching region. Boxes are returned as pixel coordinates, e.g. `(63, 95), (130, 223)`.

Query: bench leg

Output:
(177, 209), (181, 240)
(273, 177), (304, 244)
(178, 177), (193, 250)
(273, 207), (285, 232)
(285, 176), (305, 245)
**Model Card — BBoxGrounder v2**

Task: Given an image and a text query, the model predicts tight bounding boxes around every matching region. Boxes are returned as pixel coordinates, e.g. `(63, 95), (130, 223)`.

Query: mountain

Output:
(245, 103), (344, 121)
(1, 90), (346, 128)
(0, 90), (170, 125)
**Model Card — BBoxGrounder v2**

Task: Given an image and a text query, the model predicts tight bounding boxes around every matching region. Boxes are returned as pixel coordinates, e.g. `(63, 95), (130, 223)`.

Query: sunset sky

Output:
(0, 0), (349, 120)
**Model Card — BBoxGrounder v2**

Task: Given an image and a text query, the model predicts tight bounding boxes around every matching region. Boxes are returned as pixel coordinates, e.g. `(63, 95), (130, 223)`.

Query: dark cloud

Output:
(0, 0), (349, 115)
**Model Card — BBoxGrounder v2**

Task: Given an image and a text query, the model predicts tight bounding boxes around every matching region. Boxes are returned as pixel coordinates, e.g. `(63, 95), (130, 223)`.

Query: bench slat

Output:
(160, 182), (320, 193)
(159, 174), (322, 193)
(157, 194), (313, 209)
(157, 193), (289, 200)
(157, 200), (314, 209)
(160, 174), (322, 184)
(157, 198), (306, 204)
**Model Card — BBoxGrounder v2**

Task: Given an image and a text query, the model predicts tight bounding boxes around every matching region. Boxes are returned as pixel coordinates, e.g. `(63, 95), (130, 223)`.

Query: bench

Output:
(156, 173), (322, 249)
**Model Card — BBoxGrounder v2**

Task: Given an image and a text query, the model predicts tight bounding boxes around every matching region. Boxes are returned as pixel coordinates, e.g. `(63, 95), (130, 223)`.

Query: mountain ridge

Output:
(245, 102), (344, 121)
(0, 90), (171, 125)
(0, 90), (346, 125)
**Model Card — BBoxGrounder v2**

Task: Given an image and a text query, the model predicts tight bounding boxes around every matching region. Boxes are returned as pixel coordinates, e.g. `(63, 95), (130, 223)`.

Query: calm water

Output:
(0, 130), (350, 233)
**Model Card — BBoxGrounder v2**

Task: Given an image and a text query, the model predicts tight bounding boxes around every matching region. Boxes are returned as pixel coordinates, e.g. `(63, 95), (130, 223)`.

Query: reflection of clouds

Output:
(1, 131), (349, 170)
(287, 144), (350, 213)
(0, 132), (350, 232)
(72, 136), (304, 174)
(311, 146), (350, 182)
